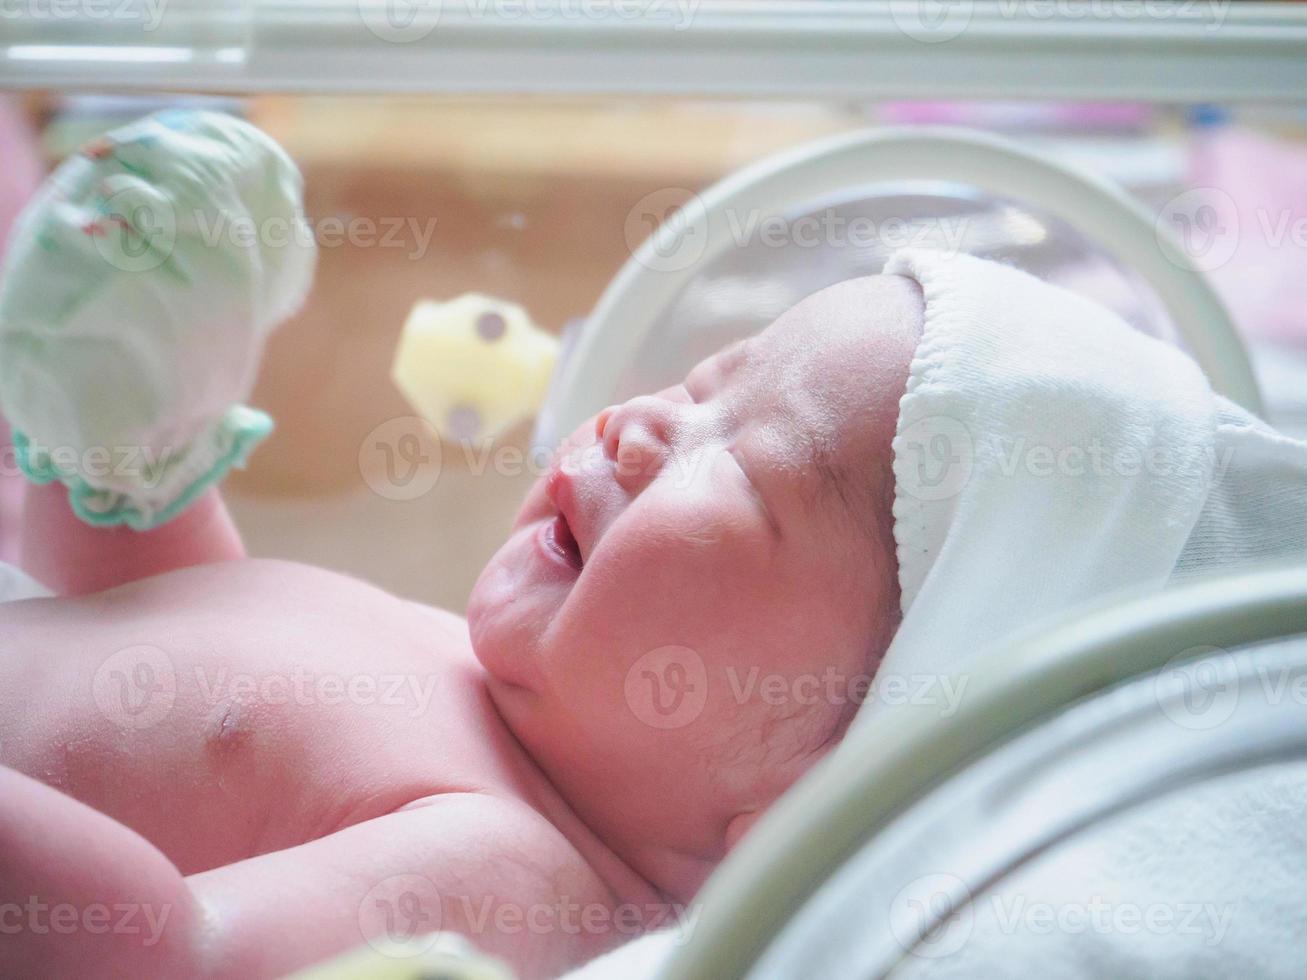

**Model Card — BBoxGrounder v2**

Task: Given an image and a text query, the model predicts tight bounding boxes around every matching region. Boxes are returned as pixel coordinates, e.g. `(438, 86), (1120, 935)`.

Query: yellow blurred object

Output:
(392, 294), (559, 445)
(283, 931), (516, 980)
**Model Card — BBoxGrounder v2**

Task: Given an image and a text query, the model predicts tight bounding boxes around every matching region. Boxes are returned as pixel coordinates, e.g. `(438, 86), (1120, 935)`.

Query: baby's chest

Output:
(51, 595), (511, 869)
(167, 627), (508, 831)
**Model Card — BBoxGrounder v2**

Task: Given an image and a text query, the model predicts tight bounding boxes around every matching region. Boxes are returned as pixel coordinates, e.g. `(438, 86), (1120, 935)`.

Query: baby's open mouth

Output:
(545, 512), (584, 571)
(543, 459), (587, 573)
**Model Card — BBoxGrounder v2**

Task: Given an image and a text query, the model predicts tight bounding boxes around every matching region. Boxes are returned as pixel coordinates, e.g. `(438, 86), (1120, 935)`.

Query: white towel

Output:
(1174, 394), (1307, 578)
(890, 758), (1307, 980)
(0, 559), (51, 601)
(858, 249), (1307, 979)
(558, 930), (678, 980)
(875, 247), (1307, 686)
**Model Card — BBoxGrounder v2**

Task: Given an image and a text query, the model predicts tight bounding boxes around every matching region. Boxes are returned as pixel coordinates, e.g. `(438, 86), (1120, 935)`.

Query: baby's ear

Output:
(724, 809), (765, 853)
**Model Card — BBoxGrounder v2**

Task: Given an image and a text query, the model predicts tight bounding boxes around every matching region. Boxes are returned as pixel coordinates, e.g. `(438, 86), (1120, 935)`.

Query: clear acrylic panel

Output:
(2, 92), (1306, 606)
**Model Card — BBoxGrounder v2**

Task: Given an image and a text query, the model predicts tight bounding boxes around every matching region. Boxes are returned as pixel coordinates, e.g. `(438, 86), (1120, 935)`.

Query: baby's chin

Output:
(466, 520), (572, 691)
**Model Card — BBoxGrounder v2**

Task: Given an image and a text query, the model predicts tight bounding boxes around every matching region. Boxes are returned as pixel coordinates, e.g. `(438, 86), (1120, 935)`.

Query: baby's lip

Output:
(545, 461), (586, 560)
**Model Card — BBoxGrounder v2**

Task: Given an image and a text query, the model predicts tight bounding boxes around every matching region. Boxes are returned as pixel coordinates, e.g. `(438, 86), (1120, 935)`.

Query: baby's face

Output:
(468, 275), (922, 897)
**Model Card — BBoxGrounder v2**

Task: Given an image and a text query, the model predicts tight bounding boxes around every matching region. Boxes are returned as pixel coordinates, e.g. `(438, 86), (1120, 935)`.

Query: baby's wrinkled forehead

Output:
(706, 331), (875, 535)
(707, 274), (922, 536)
(716, 305), (876, 441)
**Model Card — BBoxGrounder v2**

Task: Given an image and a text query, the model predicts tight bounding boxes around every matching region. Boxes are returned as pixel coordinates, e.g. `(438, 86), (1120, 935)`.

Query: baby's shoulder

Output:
(104, 557), (475, 652)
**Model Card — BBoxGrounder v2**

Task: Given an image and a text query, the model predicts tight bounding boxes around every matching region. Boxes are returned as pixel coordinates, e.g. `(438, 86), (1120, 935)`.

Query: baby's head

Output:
(468, 274), (923, 899)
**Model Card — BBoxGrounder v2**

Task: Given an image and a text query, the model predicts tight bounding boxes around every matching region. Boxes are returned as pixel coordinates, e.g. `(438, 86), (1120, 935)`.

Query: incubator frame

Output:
(2, 2), (1305, 100)
(539, 126), (1263, 449)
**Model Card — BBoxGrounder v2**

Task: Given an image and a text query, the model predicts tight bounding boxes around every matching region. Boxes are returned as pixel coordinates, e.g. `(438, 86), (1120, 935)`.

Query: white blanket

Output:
(0, 558), (50, 601)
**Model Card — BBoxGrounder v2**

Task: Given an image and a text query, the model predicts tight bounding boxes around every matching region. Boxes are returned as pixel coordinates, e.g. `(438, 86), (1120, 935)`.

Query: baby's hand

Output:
(0, 110), (316, 530)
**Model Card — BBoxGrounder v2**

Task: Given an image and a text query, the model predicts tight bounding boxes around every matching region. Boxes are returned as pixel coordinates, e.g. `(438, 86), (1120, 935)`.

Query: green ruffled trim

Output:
(12, 406), (272, 531)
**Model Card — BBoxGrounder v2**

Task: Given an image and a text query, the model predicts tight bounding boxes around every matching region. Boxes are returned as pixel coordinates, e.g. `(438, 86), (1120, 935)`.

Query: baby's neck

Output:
(482, 681), (674, 917)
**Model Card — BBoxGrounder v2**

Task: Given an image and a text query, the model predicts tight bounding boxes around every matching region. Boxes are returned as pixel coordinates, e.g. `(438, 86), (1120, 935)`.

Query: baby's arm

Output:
(0, 765), (208, 977)
(2, 776), (618, 980)
(0, 110), (315, 597)
(20, 481), (245, 596)
(192, 793), (617, 980)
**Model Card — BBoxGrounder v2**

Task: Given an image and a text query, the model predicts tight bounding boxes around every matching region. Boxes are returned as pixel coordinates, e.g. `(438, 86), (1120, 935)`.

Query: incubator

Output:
(2, 3), (1307, 978)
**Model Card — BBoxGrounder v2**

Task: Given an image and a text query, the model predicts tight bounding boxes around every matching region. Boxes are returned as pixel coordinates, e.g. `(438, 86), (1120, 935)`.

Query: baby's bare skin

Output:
(0, 558), (662, 978)
(0, 275), (923, 979)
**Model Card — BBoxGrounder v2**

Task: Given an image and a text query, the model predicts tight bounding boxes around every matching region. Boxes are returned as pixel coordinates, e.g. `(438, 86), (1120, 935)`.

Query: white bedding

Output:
(0, 558), (50, 601)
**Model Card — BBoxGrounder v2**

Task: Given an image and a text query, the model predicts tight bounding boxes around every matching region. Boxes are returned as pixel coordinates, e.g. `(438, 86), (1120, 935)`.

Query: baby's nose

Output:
(599, 395), (675, 493)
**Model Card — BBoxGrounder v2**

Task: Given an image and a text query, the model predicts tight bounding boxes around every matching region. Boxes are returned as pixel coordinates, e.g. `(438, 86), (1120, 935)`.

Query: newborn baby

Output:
(6, 111), (1307, 980)
(0, 113), (918, 979)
